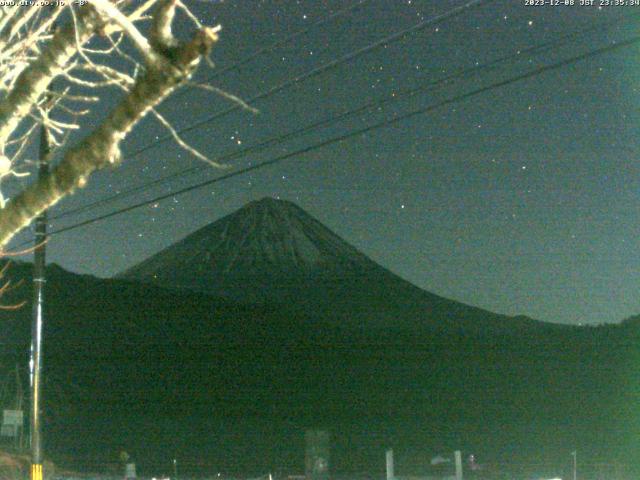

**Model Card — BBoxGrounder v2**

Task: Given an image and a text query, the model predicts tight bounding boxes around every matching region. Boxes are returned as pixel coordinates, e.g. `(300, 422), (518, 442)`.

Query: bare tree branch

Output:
(0, 12), (220, 248)
(87, 0), (159, 65)
(0, 0), (234, 249)
(0, 7), (102, 149)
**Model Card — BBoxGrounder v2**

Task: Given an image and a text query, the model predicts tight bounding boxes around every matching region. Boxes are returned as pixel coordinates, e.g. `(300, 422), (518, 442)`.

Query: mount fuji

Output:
(119, 197), (373, 294)
(119, 197), (543, 334)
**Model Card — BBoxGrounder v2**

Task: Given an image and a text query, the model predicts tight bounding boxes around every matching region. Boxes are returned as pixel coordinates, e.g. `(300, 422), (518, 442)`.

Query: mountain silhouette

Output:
(0, 199), (634, 476)
(119, 197), (543, 334)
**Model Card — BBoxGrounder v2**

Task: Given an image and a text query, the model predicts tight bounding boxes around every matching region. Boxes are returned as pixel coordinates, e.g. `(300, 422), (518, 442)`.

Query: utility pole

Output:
(30, 119), (51, 480)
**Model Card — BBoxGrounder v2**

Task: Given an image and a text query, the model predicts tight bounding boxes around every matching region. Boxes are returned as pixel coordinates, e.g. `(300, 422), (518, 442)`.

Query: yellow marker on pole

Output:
(31, 463), (43, 480)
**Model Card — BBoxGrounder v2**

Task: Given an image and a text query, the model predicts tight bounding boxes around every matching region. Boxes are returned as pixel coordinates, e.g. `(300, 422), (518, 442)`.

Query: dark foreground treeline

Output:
(0, 262), (638, 477)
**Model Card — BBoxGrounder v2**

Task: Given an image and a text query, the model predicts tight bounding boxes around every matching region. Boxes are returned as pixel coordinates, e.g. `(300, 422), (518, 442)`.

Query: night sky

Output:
(7, 0), (640, 325)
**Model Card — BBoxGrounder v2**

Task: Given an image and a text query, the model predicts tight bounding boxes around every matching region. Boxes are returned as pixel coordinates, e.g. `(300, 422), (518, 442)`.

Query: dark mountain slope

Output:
(0, 271), (629, 475)
(0, 198), (633, 475)
(118, 197), (546, 335)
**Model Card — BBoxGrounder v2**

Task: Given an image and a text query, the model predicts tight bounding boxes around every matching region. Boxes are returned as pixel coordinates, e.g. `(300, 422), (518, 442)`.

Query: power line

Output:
(122, 0), (491, 159)
(163, 0), (372, 108)
(50, 0), (493, 220)
(51, 13), (637, 222)
(181, 0), (372, 84)
(46, 0), (489, 225)
(29, 34), (640, 244)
